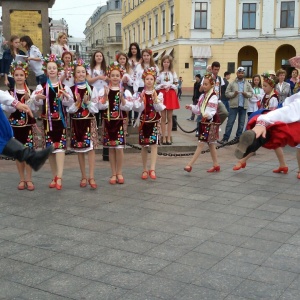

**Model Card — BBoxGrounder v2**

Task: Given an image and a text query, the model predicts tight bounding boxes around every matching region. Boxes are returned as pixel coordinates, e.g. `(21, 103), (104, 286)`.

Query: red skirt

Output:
(247, 115), (300, 149)
(158, 89), (180, 110)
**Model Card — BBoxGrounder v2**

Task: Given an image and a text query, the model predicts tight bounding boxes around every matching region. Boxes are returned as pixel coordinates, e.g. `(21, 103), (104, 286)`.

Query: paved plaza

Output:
(0, 96), (300, 299)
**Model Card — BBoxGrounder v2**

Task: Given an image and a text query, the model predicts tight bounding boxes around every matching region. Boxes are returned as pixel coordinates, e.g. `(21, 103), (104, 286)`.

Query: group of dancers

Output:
(0, 36), (182, 190)
(1, 33), (300, 191)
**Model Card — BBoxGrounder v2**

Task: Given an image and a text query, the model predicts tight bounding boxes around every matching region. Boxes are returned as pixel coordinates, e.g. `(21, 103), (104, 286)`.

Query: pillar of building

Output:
(0, 0), (55, 54)
(261, 0), (275, 36)
(223, 0), (237, 38)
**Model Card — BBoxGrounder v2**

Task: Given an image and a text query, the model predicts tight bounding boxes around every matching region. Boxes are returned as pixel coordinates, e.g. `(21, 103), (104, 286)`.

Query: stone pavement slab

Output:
(1, 95), (300, 299)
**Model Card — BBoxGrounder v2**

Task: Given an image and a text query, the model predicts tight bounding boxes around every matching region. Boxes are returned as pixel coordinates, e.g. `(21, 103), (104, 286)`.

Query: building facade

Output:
(84, 0), (122, 64)
(122, 0), (300, 88)
(50, 18), (68, 44)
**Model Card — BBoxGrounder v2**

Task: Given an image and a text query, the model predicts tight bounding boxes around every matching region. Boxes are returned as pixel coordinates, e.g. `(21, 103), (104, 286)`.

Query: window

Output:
(162, 10), (166, 34)
(170, 6), (174, 31)
(148, 18), (152, 39)
(155, 14), (158, 37)
(241, 60), (253, 78)
(194, 2), (207, 29)
(116, 23), (121, 38)
(143, 21), (145, 42)
(280, 1), (295, 28)
(133, 27), (136, 42)
(129, 29), (131, 44)
(115, 0), (120, 9)
(242, 3), (256, 29)
(108, 24), (110, 37)
(138, 24), (140, 43)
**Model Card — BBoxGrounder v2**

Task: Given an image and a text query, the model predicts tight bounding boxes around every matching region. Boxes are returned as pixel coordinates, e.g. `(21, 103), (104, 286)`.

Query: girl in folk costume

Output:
(98, 62), (133, 184)
(134, 48), (159, 94)
(133, 67), (165, 180)
(117, 52), (133, 135)
(156, 55), (180, 145)
(1, 61), (37, 190)
(184, 74), (220, 173)
(234, 92), (300, 179)
(87, 51), (108, 127)
(59, 51), (74, 87)
(68, 59), (99, 189)
(233, 73), (288, 173)
(32, 54), (74, 190)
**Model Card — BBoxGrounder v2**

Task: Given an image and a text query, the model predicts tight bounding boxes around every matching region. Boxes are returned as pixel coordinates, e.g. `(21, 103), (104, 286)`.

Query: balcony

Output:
(106, 36), (122, 44)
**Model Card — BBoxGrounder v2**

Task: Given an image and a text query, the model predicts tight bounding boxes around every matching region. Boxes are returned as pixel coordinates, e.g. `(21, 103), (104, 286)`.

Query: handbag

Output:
(198, 114), (220, 143)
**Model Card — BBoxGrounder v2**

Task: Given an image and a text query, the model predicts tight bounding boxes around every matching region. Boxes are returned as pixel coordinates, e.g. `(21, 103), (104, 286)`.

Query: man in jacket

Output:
(219, 67), (253, 143)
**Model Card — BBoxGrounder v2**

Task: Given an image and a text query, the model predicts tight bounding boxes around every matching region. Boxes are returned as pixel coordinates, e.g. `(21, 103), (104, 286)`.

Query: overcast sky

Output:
(50, 0), (107, 38)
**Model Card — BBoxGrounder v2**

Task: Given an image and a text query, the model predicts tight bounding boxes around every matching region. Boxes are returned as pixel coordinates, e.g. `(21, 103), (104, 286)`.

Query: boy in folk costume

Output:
(98, 62), (133, 184)
(0, 90), (53, 172)
(68, 59), (99, 189)
(133, 67), (165, 180)
(32, 54), (74, 190)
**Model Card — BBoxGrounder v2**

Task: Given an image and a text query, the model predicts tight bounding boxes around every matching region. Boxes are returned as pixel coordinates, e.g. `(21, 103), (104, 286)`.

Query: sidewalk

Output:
(1, 94), (300, 299)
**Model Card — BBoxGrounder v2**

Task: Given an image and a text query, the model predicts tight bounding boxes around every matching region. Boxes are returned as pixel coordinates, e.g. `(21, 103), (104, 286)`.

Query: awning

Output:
(165, 48), (174, 56)
(153, 49), (165, 61)
(191, 46), (212, 58)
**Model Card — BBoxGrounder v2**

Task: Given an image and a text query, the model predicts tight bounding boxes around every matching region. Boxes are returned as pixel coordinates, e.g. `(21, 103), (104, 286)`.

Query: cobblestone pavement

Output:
(0, 96), (300, 299)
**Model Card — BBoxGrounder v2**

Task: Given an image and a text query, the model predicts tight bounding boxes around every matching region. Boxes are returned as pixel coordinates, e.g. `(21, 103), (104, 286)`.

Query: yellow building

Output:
(122, 0), (300, 89)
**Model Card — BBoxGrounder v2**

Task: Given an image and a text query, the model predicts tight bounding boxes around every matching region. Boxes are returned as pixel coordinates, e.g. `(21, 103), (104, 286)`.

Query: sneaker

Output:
(231, 137), (240, 144)
(187, 118), (194, 121)
(217, 139), (228, 144)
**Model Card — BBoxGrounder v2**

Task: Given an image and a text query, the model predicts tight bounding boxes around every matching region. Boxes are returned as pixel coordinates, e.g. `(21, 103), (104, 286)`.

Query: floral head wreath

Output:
(142, 48), (153, 56)
(106, 61), (124, 78)
(71, 59), (90, 74)
(42, 54), (64, 74)
(262, 72), (276, 87)
(142, 66), (157, 80)
(10, 61), (29, 78)
(203, 73), (215, 86)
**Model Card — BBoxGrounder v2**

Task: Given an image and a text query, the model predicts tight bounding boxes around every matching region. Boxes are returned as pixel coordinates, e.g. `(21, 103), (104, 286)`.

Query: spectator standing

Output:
(51, 32), (70, 57)
(275, 69), (290, 105)
(177, 76), (183, 100)
(0, 31), (8, 75)
(2, 35), (26, 87)
(220, 67), (253, 144)
(286, 69), (299, 95)
(221, 71), (231, 112)
(187, 74), (201, 121)
(20, 35), (47, 85)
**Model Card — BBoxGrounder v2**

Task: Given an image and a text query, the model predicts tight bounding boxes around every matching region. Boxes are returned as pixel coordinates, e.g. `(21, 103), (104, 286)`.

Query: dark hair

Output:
(224, 71), (231, 77)
(251, 74), (262, 88)
(195, 74), (201, 79)
(20, 36), (33, 50)
(211, 61), (220, 69)
(90, 51), (106, 72)
(128, 42), (141, 60)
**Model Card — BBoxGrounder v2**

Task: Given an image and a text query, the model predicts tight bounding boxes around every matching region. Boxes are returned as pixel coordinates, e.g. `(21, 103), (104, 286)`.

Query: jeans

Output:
(36, 74), (47, 85)
(221, 99), (230, 112)
(223, 107), (247, 140)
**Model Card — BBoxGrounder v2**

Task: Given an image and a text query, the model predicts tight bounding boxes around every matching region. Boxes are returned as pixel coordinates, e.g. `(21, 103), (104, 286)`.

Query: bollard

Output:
(102, 147), (109, 161)
(172, 115), (177, 131)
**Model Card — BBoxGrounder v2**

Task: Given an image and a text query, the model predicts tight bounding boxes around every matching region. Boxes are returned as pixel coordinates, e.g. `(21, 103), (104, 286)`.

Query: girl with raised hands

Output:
(184, 74), (220, 173)
(98, 62), (133, 184)
(32, 54), (74, 190)
(132, 67), (165, 180)
(1, 61), (37, 190)
(68, 59), (99, 189)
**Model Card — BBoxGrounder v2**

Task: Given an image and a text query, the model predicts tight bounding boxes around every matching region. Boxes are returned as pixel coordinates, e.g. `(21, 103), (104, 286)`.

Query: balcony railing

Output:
(106, 36), (122, 43)
(96, 39), (104, 46)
